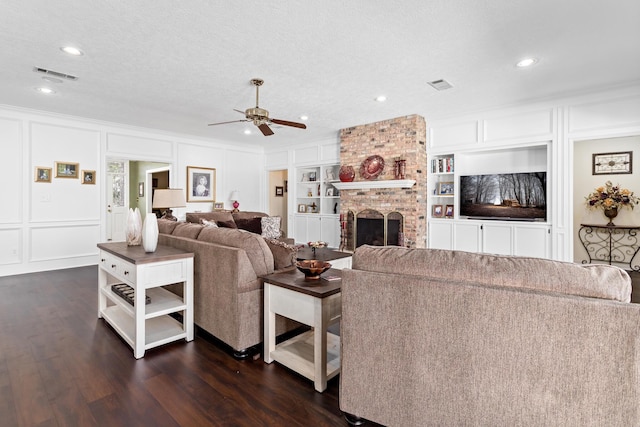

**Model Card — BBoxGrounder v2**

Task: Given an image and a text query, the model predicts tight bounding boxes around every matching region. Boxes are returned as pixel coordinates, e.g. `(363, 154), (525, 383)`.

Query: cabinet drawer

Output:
(99, 250), (136, 283)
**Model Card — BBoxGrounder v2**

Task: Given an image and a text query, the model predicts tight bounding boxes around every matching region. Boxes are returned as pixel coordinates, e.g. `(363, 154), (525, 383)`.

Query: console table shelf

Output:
(578, 224), (640, 271)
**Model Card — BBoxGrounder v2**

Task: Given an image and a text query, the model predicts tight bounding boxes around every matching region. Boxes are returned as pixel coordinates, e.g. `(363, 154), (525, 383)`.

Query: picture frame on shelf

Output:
(592, 151), (632, 175)
(187, 166), (216, 202)
(308, 171), (317, 182)
(34, 166), (52, 183)
(214, 202), (224, 210)
(275, 186), (284, 197)
(55, 161), (79, 179)
(298, 204), (307, 213)
(432, 204), (444, 218)
(326, 187), (334, 196)
(445, 204), (454, 218)
(437, 181), (454, 195)
(82, 170), (96, 185)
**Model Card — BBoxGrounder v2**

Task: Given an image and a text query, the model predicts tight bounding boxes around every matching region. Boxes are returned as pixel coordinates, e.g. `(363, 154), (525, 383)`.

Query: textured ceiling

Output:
(1, 0), (639, 146)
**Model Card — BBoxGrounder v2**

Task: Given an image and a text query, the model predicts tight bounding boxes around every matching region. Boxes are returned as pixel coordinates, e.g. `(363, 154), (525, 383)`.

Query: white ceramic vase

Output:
(142, 213), (159, 253)
(126, 208), (143, 246)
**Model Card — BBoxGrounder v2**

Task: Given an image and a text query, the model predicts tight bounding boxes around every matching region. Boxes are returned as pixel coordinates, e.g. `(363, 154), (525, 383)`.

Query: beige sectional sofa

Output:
(340, 245), (638, 426)
(157, 211), (299, 357)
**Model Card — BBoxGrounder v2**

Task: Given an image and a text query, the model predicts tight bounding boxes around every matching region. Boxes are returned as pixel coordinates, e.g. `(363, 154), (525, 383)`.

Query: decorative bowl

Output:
(360, 155), (385, 180)
(296, 260), (332, 280)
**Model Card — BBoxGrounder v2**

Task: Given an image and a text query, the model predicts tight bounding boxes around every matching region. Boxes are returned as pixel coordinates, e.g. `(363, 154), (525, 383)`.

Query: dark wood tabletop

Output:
(262, 268), (342, 298)
(296, 247), (352, 262)
(98, 242), (194, 265)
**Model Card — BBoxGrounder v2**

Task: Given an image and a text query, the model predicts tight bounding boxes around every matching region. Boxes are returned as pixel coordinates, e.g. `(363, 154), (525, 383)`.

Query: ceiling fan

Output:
(208, 78), (307, 136)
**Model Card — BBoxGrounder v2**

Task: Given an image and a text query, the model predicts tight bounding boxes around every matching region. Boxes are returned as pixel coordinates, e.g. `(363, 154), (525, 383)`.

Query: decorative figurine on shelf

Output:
(394, 158), (406, 180)
(310, 202), (318, 213)
(326, 168), (335, 181)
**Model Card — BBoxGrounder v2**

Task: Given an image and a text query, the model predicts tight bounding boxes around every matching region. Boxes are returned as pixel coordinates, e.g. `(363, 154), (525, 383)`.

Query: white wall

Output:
(0, 106), (264, 277)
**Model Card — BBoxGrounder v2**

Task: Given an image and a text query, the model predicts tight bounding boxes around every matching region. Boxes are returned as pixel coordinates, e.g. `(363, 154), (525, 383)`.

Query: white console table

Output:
(97, 242), (194, 358)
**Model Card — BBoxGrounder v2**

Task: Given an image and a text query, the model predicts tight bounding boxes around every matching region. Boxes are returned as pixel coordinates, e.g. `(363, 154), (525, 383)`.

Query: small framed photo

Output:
(214, 202), (224, 210)
(275, 186), (284, 197)
(592, 151), (632, 175)
(326, 187), (334, 197)
(138, 181), (145, 196)
(55, 161), (79, 179)
(445, 204), (454, 218)
(298, 204), (307, 213)
(187, 166), (216, 202)
(437, 181), (454, 195)
(34, 167), (52, 183)
(308, 171), (317, 182)
(82, 170), (96, 185)
(432, 204), (444, 218)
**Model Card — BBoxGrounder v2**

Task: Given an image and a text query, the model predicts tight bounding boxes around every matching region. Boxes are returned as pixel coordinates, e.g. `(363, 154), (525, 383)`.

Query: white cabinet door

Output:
(294, 215), (309, 243)
(514, 224), (550, 258)
(428, 221), (454, 250)
(482, 223), (512, 255)
(454, 222), (481, 252)
(320, 215), (340, 248)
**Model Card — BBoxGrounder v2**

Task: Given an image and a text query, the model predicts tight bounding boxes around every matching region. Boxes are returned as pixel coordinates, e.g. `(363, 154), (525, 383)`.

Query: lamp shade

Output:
(230, 190), (239, 201)
(153, 189), (186, 209)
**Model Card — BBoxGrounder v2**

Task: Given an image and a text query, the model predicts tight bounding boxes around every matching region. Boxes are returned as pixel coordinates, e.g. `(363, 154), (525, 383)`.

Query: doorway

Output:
(269, 170), (288, 237)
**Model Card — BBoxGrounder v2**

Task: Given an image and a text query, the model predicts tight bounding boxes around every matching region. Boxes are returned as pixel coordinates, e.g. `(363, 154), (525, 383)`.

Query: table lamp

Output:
(153, 188), (186, 221)
(230, 190), (240, 213)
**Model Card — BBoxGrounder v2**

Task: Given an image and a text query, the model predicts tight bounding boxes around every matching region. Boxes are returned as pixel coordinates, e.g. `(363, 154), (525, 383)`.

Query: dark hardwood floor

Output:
(0, 266), (354, 427)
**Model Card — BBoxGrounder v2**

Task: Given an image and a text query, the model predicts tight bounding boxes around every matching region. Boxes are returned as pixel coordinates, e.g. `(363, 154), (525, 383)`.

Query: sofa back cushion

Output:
(172, 222), (204, 239)
(197, 227), (274, 276)
(157, 218), (179, 234)
(186, 211), (235, 225)
(352, 245), (632, 302)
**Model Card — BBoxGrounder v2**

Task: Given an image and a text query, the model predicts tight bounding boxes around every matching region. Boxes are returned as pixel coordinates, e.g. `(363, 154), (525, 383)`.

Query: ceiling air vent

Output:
(33, 67), (79, 81)
(427, 79), (453, 91)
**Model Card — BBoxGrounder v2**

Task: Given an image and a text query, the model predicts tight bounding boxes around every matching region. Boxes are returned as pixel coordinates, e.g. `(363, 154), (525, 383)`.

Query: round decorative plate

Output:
(360, 155), (385, 180)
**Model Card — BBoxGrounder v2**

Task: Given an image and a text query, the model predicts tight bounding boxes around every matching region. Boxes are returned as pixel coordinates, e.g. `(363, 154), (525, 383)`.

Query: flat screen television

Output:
(459, 172), (547, 221)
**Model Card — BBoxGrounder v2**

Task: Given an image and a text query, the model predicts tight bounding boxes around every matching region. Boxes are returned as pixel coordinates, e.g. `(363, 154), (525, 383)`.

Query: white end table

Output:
(263, 268), (342, 392)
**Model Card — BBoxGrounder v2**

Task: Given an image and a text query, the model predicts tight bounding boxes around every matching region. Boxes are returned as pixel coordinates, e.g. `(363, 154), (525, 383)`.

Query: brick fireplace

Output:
(338, 115), (427, 250)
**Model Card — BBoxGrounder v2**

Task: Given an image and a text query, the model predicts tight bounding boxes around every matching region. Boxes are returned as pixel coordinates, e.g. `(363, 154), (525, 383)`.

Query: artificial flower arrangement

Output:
(585, 181), (639, 211)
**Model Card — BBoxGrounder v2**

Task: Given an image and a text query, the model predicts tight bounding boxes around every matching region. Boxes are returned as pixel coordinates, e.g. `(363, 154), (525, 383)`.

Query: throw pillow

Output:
(201, 219), (218, 228)
(235, 217), (262, 234)
(216, 219), (238, 229)
(261, 216), (282, 239)
(264, 237), (298, 269)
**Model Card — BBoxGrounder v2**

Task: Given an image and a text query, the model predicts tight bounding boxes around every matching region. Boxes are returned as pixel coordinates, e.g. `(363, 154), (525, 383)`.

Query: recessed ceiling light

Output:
(375, 95), (387, 102)
(35, 87), (56, 94)
(516, 58), (538, 68)
(60, 46), (84, 56)
(299, 115), (309, 121)
(244, 129), (252, 135)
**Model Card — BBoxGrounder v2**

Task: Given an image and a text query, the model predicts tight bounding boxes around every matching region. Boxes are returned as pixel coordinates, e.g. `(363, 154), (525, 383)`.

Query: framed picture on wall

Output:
(54, 161), (79, 179)
(187, 166), (216, 202)
(275, 186), (284, 197)
(82, 170), (96, 185)
(592, 151), (632, 175)
(34, 167), (52, 183)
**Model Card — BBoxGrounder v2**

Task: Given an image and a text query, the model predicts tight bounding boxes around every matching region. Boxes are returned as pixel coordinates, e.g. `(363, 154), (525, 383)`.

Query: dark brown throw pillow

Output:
(216, 219), (238, 229)
(234, 217), (262, 234)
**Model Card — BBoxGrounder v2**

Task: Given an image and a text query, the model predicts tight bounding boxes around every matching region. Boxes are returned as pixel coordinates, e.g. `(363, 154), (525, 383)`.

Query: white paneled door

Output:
(106, 160), (128, 242)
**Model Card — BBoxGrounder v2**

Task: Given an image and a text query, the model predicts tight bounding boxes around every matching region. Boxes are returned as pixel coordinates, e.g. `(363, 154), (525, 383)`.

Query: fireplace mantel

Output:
(333, 179), (416, 190)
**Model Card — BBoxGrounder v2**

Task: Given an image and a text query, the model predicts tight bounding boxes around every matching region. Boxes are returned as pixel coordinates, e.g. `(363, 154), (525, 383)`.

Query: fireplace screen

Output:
(344, 209), (404, 250)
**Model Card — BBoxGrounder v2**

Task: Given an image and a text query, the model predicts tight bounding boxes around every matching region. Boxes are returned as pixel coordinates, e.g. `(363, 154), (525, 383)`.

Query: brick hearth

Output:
(339, 114), (427, 248)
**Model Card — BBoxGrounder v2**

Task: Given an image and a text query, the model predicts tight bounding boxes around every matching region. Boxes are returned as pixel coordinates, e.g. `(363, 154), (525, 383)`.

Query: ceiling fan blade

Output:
(271, 118), (307, 129)
(208, 119), (248, 126)
(258, 123), (274, 136)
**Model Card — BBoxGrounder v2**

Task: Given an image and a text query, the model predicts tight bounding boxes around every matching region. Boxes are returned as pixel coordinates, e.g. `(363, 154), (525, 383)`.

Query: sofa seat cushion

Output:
(157, 218), (179, 234)
(172, 222), (204, 239)
(197, 226), (274, 278)
(352, 245), (632, 303)
(186, 211), (235, 225)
